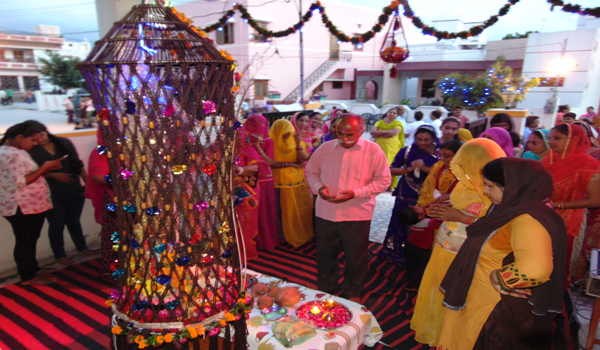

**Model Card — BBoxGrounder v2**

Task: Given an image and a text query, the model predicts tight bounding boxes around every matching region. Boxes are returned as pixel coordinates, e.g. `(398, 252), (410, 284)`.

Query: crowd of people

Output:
(230, 106), (600, 348)
(2, 104), (600, 348)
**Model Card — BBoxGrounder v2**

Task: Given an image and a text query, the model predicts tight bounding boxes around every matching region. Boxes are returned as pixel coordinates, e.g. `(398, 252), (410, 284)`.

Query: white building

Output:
(379, 16), (600, 119)
(0, 25), (91, 95)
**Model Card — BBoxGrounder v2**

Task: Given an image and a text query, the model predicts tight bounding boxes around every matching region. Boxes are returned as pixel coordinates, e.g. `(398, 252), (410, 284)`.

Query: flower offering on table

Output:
(244, 269), (383, 350)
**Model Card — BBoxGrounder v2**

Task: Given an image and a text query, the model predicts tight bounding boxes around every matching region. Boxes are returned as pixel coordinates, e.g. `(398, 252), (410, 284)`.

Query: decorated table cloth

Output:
(245, 269), (383, 350)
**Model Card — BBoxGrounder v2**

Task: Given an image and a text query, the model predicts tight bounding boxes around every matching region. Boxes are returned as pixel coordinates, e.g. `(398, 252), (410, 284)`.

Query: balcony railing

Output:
(409, 43), (487, 52)
(0, 58), (36, 63)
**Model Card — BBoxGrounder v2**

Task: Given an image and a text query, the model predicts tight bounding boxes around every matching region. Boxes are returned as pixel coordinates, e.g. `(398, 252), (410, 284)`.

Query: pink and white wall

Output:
(177, 0), (394, 103)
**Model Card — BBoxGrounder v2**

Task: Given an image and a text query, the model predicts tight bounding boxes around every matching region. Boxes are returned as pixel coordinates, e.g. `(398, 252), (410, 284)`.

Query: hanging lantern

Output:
(78, 1), (247, 349)
(380, 12), (410, 78)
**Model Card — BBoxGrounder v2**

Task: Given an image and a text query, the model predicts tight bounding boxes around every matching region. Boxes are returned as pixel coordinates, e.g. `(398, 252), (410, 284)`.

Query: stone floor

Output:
(369, 191), (395, 244)
(0, 103), (77, 134)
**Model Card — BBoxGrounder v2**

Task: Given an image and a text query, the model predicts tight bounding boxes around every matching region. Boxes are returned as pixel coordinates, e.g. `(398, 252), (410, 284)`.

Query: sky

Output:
(0, 0), (597, 43)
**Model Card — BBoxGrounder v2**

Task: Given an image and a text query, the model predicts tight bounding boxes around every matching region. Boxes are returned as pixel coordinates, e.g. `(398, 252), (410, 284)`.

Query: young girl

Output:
(0, 120), (64, 284)
(28, 121), (97, 266)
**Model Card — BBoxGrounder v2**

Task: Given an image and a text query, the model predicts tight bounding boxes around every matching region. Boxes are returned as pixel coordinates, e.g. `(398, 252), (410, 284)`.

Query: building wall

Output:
(520, 29), (600, 116)
(485, 38), (528, 61)
(0, 31), (90, 92)
(322, 81), (351, 100)
(177, 0), (388, 103)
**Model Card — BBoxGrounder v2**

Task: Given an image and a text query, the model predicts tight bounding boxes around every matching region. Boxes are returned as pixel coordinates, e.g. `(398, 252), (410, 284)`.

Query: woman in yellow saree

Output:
(409, 138), (505, 347)
(370, 107), (405, 190)
(269, 119), (314, 247)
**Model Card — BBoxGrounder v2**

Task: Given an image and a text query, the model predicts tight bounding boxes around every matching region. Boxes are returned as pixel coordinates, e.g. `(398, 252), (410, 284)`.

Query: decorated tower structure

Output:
(79, 2), (248, 349)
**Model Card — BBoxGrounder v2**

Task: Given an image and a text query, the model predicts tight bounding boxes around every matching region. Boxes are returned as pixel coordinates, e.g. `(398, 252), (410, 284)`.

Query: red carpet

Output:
(0, 259), (113, 349)
(0, 242), (578, 349)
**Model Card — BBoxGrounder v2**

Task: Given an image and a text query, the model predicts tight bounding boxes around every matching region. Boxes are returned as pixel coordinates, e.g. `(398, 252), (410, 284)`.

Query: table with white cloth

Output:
(244, 269), (383, 350)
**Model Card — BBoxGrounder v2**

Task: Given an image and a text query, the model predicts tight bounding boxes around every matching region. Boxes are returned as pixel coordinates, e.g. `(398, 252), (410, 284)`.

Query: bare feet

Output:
(22, 275), (56, 285)
(56, 257), (75, 266)
(349, 297), (362, 304)
(38, 268), (58, 274)
(81, 249), (100, 257)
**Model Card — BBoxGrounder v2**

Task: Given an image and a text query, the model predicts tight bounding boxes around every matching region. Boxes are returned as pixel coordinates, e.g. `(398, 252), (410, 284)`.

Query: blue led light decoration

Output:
(77, 2), (246, 348)
(434, 57), (539, 112)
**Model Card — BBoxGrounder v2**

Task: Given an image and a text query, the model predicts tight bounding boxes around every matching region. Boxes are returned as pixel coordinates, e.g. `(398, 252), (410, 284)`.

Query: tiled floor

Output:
(369, 191), (395, 244)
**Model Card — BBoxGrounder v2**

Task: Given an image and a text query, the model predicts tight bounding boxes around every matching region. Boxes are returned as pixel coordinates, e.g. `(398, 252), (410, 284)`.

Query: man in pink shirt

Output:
(452, 106), (469, 128)
(305, 114), (391, 303)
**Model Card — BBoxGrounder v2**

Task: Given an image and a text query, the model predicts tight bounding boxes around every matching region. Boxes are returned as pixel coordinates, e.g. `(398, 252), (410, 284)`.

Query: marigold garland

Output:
(109, 291), (252, 347)
(169, 0), (522, 43)
(546, 0), (600, 17)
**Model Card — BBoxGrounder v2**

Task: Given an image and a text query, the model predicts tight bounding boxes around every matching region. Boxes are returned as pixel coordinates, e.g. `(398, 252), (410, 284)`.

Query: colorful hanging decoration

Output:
(119, 167), (135, 179)
(201, 164), (217, 176)
(380, 10), (409, 78)
(170, 0), (525, 44)
(193, 201), (209, 211)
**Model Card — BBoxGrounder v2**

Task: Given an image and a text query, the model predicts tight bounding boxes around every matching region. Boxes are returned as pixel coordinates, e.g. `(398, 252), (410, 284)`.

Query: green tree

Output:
(434, 56), (539, 113)
(38, 52), (85, 91)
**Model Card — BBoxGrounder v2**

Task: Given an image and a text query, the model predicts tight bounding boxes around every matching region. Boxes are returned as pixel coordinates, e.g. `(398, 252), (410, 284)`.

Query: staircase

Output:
(284, 50), (352, 102)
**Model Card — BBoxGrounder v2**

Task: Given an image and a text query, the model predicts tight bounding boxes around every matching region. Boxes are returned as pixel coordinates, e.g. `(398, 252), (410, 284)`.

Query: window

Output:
(536, 77), (565, 87)
(0, 76), (19, 90)
(313, 82), (324, 94)
(254, 80), (268, 99)
(216, 23), (234, 45)
(13, 50), (24, 62)
(11, 50), (34, 63)
(332, 81), (343, 89)
(251, 21), (270, 43)
(24, 77), (40, 91)
(421, 79), (436, 98)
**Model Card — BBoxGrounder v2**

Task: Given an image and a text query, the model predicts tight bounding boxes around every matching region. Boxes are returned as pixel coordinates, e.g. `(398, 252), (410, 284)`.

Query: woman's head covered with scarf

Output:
(479, 127), (514, 157)
(449, 138), (506, 213)
(441, 158), (566, 316)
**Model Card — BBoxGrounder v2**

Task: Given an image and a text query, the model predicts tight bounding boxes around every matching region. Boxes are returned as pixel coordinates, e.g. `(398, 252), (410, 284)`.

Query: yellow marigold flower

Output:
(199, 31), (207, 38)
(237, 298), (246, 304)
(111, 326), (123, 335)
(219, 319), (227, 326)
(225, 313), (236, 322)
(105, 299), (113, 307)
(156, 335), (164, 344)
(134, 335), (143, 344)
(232, 86), (240, 93)
(196, 325), (205, 335)
(139, 341), (149, 349)
(164, 333), (173, 343)
(188, 326), (198, 338)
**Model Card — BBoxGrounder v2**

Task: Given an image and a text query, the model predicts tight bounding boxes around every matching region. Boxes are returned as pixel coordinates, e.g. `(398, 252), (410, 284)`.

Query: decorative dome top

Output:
(83, 3), (232, 65)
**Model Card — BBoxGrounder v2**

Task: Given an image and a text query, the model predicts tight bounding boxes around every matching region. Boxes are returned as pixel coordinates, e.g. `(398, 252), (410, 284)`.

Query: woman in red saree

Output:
(541, 123), (600, 282)
(234, 132), (266, 262)
(241, 115), (279, 251)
